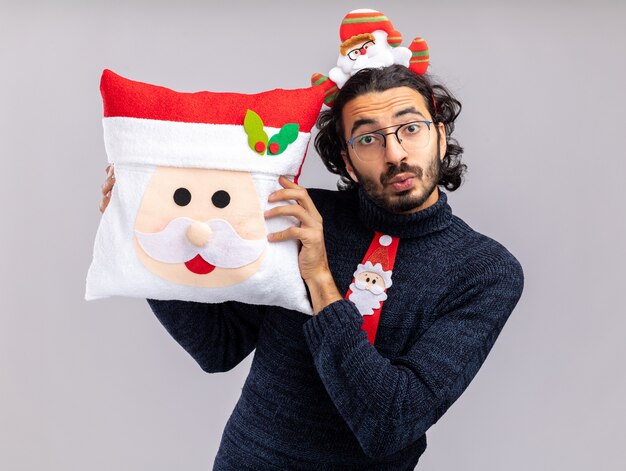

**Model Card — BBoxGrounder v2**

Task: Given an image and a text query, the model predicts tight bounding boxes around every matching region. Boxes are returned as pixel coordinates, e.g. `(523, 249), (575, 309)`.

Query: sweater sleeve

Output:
(302, 257), (524, 458)
(147, 299), (267, 373)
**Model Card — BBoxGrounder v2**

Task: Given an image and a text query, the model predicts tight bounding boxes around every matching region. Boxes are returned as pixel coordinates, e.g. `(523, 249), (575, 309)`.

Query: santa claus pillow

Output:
(85, 70), (324, 315)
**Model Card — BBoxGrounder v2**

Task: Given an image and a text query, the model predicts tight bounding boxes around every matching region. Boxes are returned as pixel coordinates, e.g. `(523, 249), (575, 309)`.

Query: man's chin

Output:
(376, 185), (436, 213)
(388, 195), (427, 213)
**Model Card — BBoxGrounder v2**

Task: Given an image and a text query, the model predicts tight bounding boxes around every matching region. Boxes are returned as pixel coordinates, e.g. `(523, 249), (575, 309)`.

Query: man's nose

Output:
(187, 221), (212, 247)
(383, 134), (408, 165)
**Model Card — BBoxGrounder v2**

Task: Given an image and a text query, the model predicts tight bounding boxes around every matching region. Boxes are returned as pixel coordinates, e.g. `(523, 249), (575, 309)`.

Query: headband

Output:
(311, 8), (430, 108)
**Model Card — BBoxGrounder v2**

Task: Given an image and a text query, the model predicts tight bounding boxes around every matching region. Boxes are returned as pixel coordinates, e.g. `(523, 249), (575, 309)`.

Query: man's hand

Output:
(265, 176), (342, 314)
(99, 164), (115, 213)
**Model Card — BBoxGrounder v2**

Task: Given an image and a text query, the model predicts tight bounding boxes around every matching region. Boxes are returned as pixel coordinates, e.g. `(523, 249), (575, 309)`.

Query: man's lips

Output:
(387, 173), (417, 191)
(184, 254), (216, 275)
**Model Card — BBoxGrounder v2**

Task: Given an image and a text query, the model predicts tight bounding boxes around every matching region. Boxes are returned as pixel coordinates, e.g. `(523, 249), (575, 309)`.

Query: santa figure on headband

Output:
(311, 9), (430, 107)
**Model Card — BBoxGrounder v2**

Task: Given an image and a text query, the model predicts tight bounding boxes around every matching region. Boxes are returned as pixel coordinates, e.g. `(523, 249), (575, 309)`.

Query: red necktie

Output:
(344, 232), (400, 344)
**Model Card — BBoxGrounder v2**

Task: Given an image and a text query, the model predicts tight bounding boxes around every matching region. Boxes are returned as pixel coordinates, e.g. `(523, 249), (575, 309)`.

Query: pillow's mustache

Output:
(135, 217), (267, 269)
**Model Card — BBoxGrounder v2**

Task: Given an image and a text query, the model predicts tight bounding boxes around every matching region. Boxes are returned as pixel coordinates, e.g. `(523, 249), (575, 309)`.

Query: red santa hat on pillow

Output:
(101, 69), (324, 181)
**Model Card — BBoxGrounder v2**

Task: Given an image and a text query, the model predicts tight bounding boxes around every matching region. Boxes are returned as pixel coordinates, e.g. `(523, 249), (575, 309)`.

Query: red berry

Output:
(269, 143), (280, 154)
(254, 141), (266, 153)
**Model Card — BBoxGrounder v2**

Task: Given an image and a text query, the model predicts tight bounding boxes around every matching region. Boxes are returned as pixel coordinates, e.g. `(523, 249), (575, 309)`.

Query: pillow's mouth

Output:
(184, 254), (216, 275)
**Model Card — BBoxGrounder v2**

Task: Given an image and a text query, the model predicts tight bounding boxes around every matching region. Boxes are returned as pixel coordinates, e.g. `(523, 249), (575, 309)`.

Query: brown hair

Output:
(340, 33), (375, 56)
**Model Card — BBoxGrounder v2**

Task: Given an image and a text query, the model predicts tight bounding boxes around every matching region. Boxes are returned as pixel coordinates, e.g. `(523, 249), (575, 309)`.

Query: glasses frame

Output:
(345, 120), (433, 162)
(346, 40), (375, 61)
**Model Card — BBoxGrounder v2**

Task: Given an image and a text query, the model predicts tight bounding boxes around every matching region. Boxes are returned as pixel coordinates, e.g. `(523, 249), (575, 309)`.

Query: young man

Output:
(99, 65), (524, 470)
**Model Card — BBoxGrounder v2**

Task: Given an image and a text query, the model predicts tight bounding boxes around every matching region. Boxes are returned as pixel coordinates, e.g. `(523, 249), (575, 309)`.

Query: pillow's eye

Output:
(173, 187), (191, 206)
(212, 190), (230, 208)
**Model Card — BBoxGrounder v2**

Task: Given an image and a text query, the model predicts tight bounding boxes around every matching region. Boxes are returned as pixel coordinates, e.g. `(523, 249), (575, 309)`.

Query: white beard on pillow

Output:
(328, 30), (412, 88)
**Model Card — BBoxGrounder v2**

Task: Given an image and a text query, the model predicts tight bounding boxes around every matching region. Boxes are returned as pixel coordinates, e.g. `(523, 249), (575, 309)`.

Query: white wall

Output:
(1, 1), (624, 469)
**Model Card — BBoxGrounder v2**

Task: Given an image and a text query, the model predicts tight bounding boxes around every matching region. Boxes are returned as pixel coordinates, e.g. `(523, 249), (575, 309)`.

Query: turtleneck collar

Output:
(356, 185), (453, 238)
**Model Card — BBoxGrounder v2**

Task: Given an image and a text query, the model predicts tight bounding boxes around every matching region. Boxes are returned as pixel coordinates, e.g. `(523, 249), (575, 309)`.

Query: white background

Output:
(1, 0), (625, 469)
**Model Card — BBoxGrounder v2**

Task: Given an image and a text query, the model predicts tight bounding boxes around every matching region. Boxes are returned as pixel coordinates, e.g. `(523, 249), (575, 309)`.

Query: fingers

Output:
(101, 176), (115, 196)
(265, 176), (325, 243)
(267, 225), (304, 242)
(264, 203), (320, 228)
(268, 176), (321, 219)
(105, 163), (115, 180)
(99, 191), (111, 214)
(101, 164), (115, 195)
(269, 221), (325, 246)
(99, 164), (115, 213)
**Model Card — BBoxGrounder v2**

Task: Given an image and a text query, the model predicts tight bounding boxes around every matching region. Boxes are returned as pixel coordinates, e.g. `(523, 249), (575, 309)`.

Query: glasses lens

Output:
(353, 133), (384, 161)
(347, 49), (359, 61)
(397, 121), (431, 151)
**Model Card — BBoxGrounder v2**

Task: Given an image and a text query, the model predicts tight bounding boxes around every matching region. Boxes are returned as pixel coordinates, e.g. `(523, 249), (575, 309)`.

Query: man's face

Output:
(341, 86), (446, 214)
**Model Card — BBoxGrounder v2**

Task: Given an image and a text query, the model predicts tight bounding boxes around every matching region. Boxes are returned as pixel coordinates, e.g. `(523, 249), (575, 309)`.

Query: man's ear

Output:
(341, 150), (359, 182)
(438, 123), (447, 161)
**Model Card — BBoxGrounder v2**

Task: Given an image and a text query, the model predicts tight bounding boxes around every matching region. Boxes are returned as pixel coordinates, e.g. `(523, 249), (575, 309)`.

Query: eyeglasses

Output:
(347, 40), (375, 61)
(345, 120), (433, 162)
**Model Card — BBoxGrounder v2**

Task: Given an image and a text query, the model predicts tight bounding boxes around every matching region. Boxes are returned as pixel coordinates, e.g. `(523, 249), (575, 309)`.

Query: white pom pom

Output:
(379, 234), (392, 246)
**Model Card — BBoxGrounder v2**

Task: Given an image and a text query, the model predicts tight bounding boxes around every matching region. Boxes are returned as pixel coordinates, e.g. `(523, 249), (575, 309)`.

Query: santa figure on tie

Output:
(347, 233), (396, 317)
(348, 260), (393, 316)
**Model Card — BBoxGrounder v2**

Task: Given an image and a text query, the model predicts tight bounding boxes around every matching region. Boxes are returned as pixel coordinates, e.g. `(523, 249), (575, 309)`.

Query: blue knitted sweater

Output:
(147, 186), (524, 470)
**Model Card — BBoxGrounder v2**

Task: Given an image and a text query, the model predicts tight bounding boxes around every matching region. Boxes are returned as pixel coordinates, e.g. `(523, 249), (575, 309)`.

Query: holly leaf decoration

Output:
(244, 110), (269, 154)
(268, 123), (299, 155)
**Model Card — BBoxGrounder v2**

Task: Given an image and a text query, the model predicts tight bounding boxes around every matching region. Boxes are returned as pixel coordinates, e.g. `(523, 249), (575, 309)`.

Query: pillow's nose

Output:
(187, 221), (212, 247)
